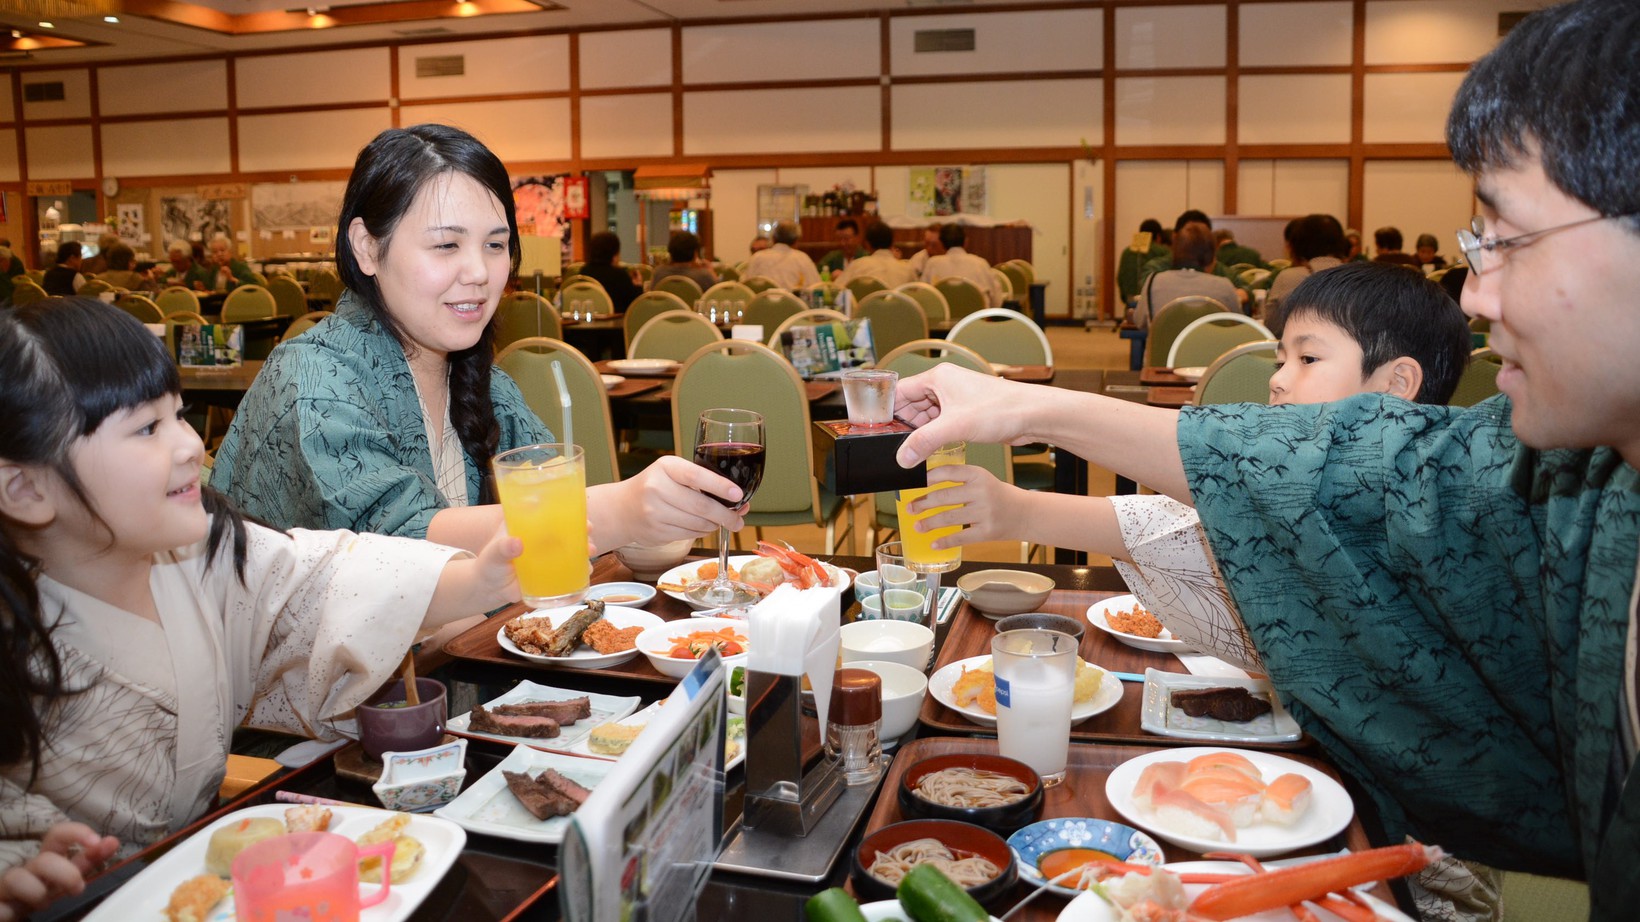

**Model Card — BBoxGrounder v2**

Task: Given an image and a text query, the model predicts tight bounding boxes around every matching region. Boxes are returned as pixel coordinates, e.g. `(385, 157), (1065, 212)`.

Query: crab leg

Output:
(1188, 842), (1439, 921)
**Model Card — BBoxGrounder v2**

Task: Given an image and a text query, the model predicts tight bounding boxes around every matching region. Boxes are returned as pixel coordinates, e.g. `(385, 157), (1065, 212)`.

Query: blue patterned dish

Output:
(1006, 818), (1164, 897)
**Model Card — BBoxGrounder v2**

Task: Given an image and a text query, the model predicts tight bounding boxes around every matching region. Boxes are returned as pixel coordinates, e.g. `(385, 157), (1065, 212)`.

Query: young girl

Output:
(0, 298), (523, 919)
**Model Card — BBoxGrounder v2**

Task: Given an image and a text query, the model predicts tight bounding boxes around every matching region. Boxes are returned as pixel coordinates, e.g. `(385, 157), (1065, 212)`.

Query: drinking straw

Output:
(551, 359), (573, 449)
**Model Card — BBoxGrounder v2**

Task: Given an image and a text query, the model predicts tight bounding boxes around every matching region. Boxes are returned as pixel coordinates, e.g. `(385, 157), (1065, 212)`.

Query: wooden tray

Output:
(998, 364), (1055, 383)
(859, 737), (1389, 922)
(804, 381), (840, 401)
(1147, 385), (1197, 408)
(1139, 367), (1192, 386)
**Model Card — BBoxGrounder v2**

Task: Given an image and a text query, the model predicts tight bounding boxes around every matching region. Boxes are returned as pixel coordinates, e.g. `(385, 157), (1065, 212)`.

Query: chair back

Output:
(997, 264), (1030, 302)
(1146, 296), (1228, 366)
(742, 275), (781, 294)
(1267, 258), (1292, 270)
(156, 286), (201, 316)
(672, 341), (820, 515)
(875, 340), (1011, 522)
(10, 279), (47, 305)
(1239, 267), (1272, 287)
(632, 264), (654, 283)
(561, 278), (614, 316)
(1192, 340), (1278, 406)
(78, 278), (116, 297)
(703, 281), (755, 311)
(806, 282), (844, 309)
(896, 282), (950, 323)
(1166, 312), (1272, 368)
(854, 290), (928, 360)
(266, 275), (309, 318)
(250, 271), (269, 287)
(561, 262), (585, 281)
(991, 267), (1017, 303)
(768, 308), (849, 348)
(653, 274), (704, 303)
(948, 308), (1053, 366)
(163, 310), (208, 326)
(934, 277), (987, 321)
(623, 291), (693, 347)
(1448, 348), (1503, 407)
(496, 338), (621, 486)
(1003, 259), (1036, 286)
(844, 276), (887, 303)
(717, 264), (742, 282)
(744, 289), (806, 333)
(116, 294), (164, 323)
(307, 269), (344, 303)
(283, 310), (332, 340)
(629, 311), (725, 362)
(222, 284), (277, 322)
(494, 291), (562, 349)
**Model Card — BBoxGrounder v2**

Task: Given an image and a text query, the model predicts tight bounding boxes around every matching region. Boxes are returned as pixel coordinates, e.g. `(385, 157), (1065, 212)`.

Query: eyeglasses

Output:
(1456, 213), (1634, 275)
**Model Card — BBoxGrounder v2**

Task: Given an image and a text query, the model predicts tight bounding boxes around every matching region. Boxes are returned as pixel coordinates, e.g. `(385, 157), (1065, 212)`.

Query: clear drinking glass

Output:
(688, 408), (766, 607)
(491, 444), (589, 607)
(991, 628), (1077, 786)
(842, 369), (898, 427)
(897, 441), (966, 574)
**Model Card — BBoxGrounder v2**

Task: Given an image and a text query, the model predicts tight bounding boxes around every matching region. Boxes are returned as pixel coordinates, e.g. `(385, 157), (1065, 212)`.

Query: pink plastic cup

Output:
(231, 831), (395, 922)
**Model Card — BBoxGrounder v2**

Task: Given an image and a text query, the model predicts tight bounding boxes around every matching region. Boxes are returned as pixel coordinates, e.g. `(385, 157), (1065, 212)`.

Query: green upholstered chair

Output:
(282, 310), (332, 341)
(896, 281), (950, 324)
(844, 275), (887, 304)
(560, 277), (614, 316)
(623, 292), (693, 349)
(156, 286), (201, 316)
(494, 291), (562, 349)
(496, 337), (620, 486)
(744, 288), (807, 335)
(767, 309), (848, 349)
(1192, 340), (1278, 406)
(1145, 296), (1228, 367)
(221, 284), (277, 322)
(702, 281), (755, 313)
(115, 293), (164, 323)
(267, 275), (309, 319)
(934, 276), (987, 321)
(1166, 312), (1272, 368)
(306, 269), (344, 304)
(947, 308), (1053, 366)
(9, 279), (47, 305)
(1448, 348), (1503, 407)
(853, 290), (928, 362)
(653, 274), (704, 304)
(629, 310), (724, 363)
(742, 275), (781, 294)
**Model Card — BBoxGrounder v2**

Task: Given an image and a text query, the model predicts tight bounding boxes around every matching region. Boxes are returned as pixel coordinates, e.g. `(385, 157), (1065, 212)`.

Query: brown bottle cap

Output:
(829, 668), (882, 726)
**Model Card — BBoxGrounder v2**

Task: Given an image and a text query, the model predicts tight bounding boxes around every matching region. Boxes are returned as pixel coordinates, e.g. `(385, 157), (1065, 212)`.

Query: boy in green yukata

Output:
(891, 1), (1640, 918)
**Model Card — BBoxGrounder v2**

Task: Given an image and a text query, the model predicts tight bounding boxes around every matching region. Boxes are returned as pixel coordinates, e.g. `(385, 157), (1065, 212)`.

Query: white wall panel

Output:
(580, 94), (672, 159)
(100, 61), (227, 115)
(683, 20), (877, 83)
(1115, 160), (1224, 248)
(21, 69), (91, 121)
(889, 10), (1102, 76)
(1237, 159), (1349, 218)
(102, 119), (230, 177)
(1115, 77), (1226, 146)
(1116, 6), (1227, 69)
(892, 80), (1100, 150)
(1241, 2), (1352, 67)
(581, 29), (670, 89)
(683, 87), (879, 155)
(1362, 160), (1474, 261)
(399, 36), (568, 99)
(25, 125), (94, 179)
(773, 167), (873, 196)
(238, 49), (389, 108)
(399, 99), (570, 162)
(237, 109), (392, 172)
(710, 167), (778, 263)
(0, 130), (17, 181)
(1365, 0), (1553, 65)
(1238, 75), (1351, 144)
(1363, 72), (1467, 143)
(987, 163), (1070, 314)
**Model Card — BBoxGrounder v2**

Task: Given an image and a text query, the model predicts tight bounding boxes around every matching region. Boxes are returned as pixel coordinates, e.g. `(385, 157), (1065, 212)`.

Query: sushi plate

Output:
(1104, 747), (1353, 859)
(1055, 859), (1413, 922)
(434, 745), (614, 844)
(928, 655), (1123, 729)
(1086, 595), (1187, 653)
(447, 680), (640, 752)
(83, 804), (464, 922)
(564, 701), (747, 771)
(496, 604), (665, 669)
(1140, 669), (1302, 744)
(657, 555), (851, 611)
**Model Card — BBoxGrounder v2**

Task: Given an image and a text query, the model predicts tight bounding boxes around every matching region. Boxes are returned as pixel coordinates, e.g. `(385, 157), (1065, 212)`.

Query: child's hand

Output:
(0, 823), (120, 922)
(903, 465), (1028, 548)
(473, 524), (524, 610)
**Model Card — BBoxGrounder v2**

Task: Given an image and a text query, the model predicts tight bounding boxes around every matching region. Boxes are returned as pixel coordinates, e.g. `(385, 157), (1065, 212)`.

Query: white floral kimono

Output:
(0, 520), (462, 870)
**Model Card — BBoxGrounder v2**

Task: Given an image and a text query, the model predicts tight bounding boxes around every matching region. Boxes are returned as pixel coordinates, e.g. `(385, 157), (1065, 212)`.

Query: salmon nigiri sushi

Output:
(1185, 751), (1263, 782)
(1179, 771), (1266, 827)
(1260, 772), (1313, 825)
(1132, 760), (1187, 812)
(1152, 786), (1237, 842)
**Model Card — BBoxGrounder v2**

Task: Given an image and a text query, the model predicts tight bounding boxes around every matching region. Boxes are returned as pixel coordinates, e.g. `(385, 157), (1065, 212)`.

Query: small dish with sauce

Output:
(584, 582), (658, 607)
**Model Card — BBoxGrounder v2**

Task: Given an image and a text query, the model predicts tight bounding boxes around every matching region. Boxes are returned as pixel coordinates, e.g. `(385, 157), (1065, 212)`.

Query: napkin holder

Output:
(742, 669), (842, 836)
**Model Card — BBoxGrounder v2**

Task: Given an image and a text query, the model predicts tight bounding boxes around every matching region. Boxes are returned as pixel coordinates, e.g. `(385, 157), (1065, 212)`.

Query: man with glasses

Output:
(890, 1), (1640, 915)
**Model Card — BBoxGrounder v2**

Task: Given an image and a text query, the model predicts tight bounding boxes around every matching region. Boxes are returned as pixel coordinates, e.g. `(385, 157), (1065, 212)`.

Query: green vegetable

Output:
(897, 864), (987, 922)
(730, 665), (746, 697)
(806, 887), (870, 922)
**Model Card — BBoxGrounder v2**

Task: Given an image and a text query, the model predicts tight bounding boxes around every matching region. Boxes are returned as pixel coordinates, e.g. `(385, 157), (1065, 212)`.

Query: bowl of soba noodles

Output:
(851, 819), (1017, 906)
(897, 753), (1044, 832)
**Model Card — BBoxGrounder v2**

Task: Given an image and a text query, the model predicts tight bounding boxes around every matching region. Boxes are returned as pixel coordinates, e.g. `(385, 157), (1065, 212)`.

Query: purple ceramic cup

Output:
(357, 678), (447, 761)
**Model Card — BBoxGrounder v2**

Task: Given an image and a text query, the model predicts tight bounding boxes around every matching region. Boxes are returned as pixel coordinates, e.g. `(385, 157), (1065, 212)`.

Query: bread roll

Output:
(204, 817), (285, 877)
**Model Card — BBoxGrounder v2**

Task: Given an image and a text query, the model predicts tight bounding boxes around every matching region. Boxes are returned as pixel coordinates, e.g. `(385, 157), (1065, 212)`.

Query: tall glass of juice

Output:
(896, 441), (965, 573)
(492, 443), (588, 607)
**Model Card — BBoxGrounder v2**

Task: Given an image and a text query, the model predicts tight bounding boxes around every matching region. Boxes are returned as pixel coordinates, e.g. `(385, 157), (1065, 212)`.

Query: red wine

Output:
(694, 441), (765, 509)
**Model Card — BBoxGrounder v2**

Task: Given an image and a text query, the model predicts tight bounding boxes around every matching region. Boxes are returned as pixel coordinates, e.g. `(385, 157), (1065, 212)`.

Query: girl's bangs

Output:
(25, 300), (182, 435)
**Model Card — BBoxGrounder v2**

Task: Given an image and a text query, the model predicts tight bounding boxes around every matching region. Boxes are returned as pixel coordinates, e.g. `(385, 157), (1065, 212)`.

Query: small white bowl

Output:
(840, 620), (934, 673)
(613, 539), (697, 581)
(635, 617), (750, 679)
(373, 738), (467, 812)
(844, 659), (928, 741)
(584, 581), (658, 607)
(957, 569), (1056, 618)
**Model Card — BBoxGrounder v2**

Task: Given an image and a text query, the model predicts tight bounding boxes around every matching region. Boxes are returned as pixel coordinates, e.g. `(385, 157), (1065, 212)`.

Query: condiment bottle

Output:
(825, 668), (883, 785)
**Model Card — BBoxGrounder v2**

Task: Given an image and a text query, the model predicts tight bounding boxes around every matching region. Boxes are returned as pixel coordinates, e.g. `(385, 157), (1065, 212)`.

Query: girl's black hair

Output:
(333, 123), (522, 504)
(0, 297), (248, 782)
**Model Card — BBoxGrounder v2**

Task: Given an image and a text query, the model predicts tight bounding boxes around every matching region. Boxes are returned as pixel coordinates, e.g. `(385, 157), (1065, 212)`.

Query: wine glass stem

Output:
(717, 525), (732, 588)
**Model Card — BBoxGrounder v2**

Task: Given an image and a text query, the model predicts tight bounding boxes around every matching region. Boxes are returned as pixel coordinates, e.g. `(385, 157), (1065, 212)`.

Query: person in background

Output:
(576, 230), (642, 312)
(0, 241), (26, 305)
(648, 230), (717, 294)
(1132, 223), (1241, 330)
(1414, 233), (1448, 272)
(748, 235), (772, 254)
(835, 221), (916, 289)
(77, 233), (120, 276)
(1372, 226), (1421, 267)
(816, 218), (863, 275)
(742, 220), (820, 290)
(95, 244), (151, 293)
(921, 223), (1004, 309)
(206, 234), (258, 292)
(1264, 214), (1349, 330)
(1344, 228), (1368, 262)
(41, 243), (85, 297)
(1213, 227), (1266, 271)
(1117, 218), (1170, 311)
(905, 225), (944, 277)
(157, 239), (211, 291)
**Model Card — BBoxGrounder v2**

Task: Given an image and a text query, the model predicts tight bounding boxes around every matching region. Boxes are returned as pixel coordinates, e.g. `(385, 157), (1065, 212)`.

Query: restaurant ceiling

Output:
(0, 0), (1048, 65)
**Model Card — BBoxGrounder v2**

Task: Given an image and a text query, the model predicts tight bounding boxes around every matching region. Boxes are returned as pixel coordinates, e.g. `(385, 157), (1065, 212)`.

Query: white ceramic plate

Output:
(82, 804), (465, 922)
(447, 680), (640, 751)
(1055, 859), (1414, 922)
(606, 358), (679, 376)
(1172, 366), (1208, 382)
(927, 654), (1123, 729)
(858, 901), (1004, 922)
(1104, 747), (1354, 858)
(633, 617), (751, 679)
(1140, 668), (1302, 744)
(1086, 594), (1186, 653)
(433, 745), (614, 844)
(583, 581), (658, 607)
(656, 554), (852, 611)
(496, 605), (665, 669)
(600, 374), (625, 389)
(565, 701), (747, 771)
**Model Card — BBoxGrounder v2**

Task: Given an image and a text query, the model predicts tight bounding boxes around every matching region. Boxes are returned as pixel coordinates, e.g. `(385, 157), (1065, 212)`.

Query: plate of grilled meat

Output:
(497, 599), (665, 669)
(448, 680), (640, 751)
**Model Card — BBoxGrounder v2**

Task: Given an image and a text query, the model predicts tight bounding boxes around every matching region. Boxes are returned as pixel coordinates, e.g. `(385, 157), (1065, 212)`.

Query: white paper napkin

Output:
(746, 583), (842, 731)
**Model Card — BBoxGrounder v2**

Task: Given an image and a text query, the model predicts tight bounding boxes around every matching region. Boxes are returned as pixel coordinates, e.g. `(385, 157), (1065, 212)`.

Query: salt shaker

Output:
(825, 668), (883, 785)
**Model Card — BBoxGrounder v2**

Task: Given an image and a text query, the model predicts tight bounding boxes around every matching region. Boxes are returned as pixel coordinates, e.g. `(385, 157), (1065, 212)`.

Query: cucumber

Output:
(896, 864), (987, 922)
(805, 887), (870, 922)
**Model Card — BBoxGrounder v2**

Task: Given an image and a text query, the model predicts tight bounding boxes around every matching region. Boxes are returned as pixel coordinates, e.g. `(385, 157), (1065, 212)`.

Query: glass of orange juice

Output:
(896, 441), (966, 574)
(492, 443), (588, 607)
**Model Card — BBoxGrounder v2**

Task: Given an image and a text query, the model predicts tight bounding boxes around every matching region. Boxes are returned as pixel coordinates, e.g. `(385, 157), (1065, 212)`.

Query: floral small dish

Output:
(373, 738), (468, 812)
(1006, 817), (1164, 898)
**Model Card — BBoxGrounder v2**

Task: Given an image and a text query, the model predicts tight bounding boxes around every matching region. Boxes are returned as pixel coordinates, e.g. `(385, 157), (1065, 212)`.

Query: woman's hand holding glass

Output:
(901, 465), (1028, 549)
(586, 455), (743, 555)
(893, 365), (1042, 468)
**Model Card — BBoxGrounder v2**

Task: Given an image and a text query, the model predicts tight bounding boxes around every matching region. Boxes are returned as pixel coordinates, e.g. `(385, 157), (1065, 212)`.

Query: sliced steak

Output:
(503, 770), (579, 820)
(1170, 686), (1273, 722)
(470, 704), (560, 738)
(537, 768), (593, 806)
(491, 697), (592, 724)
